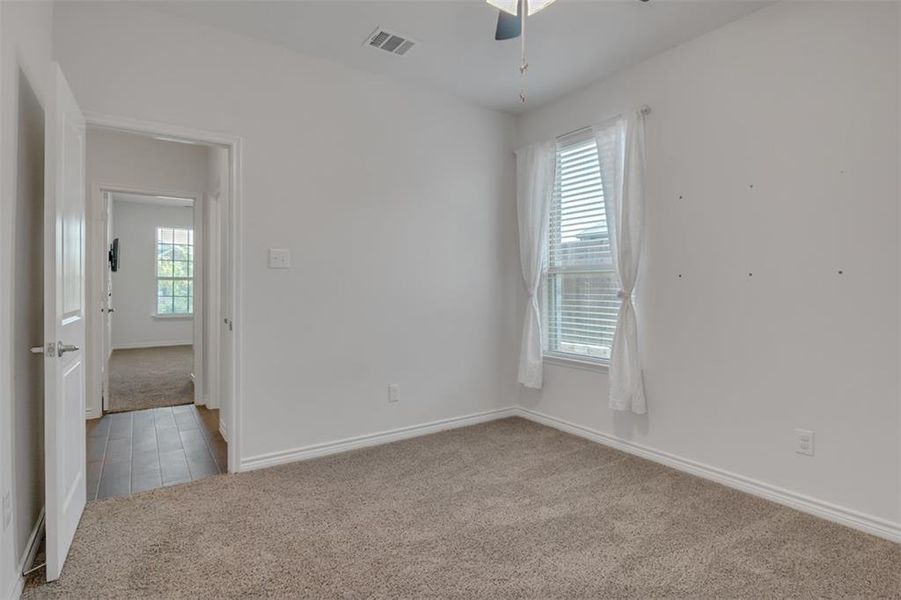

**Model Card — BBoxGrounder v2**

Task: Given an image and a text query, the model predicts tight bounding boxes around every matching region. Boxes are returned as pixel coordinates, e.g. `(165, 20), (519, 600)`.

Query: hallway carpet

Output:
(23, 419), (900, 599)
(108, 345), (194, 412)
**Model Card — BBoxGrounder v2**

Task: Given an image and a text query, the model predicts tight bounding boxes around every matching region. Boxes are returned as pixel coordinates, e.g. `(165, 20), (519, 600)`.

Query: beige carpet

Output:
(24, 418), (900, 599)
(108, 346), (194, 413)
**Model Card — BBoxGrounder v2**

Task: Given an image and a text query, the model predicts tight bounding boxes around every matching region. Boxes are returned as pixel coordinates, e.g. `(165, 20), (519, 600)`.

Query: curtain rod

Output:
(555, 104), (651, 141)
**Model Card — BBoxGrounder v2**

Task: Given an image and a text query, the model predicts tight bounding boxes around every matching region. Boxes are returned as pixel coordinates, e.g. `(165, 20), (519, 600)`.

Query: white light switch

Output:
(268, 248), (291, 269)
(795, 428), (814, 456)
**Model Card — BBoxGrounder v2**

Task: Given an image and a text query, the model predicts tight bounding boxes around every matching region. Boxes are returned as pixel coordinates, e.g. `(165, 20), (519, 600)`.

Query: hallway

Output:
(86, 405), (226, 501)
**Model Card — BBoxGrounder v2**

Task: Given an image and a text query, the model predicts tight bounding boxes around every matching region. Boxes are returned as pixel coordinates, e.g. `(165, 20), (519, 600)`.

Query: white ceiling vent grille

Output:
(364, 28), (417, 57)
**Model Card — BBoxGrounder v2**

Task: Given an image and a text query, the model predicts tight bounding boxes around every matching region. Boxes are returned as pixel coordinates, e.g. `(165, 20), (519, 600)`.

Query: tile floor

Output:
(86, 404), (228, 501)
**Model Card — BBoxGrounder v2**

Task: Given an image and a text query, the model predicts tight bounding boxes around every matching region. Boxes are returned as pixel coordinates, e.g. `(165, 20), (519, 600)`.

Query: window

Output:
(156, 227), (193, 316)
(544, 130), (619, 362)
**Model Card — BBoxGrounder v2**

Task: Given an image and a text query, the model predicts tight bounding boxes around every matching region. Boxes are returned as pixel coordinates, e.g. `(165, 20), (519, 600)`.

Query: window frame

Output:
(154, 225), (195, 318)
(543, 128), (618, 367)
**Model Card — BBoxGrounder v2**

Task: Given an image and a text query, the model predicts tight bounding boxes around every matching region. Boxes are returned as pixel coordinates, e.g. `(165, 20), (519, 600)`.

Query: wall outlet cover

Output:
(268, 248), (291, 269)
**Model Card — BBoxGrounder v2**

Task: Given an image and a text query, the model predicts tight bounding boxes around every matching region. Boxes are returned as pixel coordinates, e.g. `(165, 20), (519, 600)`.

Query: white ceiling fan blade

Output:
(487, 0), (519, 17)
(526, 0), (558, 16)
(486, 0), (558, 17)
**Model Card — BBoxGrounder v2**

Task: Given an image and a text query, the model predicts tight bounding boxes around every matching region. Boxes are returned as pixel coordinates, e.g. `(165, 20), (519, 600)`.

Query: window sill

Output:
(152, 313), (194, 320)
(543, 354), (609, 373)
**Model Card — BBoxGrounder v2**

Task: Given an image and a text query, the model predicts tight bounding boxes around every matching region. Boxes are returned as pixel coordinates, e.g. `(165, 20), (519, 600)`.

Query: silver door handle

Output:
(57, 342), (79, 356)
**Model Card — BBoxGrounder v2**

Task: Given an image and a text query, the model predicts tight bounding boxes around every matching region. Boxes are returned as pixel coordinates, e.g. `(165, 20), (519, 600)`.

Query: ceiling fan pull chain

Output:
(520, 0), (528, 103)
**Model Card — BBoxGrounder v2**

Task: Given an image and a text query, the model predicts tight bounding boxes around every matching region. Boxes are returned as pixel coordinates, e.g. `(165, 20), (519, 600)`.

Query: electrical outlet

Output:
(388, 384), (400, 403)
(2, 491), (11, 529)
(795, 428), (814, 456)
(268, 248), (291, 269)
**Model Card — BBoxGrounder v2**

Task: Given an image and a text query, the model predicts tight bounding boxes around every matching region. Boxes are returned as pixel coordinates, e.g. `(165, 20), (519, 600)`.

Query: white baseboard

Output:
(514, 407), (901, 544)
(219, 418), (229, 443)
(112, 340), (192, 350)
(240, 407), (518, 472)
(8, 508), (45, 600)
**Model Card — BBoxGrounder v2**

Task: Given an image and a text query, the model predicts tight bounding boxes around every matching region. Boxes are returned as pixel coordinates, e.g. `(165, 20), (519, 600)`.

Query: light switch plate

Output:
(795, 428), (814, 456)
(268, 248), (291, 269)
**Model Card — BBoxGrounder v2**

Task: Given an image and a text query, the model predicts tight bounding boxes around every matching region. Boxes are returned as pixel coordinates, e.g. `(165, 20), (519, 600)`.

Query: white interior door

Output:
(42, 63), (87, 582)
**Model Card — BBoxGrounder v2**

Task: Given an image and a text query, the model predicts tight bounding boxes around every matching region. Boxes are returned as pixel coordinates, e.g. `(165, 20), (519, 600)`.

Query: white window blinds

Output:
(544, 129), (619, 362)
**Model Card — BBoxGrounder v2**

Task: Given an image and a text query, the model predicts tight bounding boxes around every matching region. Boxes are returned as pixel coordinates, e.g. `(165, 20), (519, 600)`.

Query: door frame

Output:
(91, 184), (203, 413)
(84, 111), (243, 474)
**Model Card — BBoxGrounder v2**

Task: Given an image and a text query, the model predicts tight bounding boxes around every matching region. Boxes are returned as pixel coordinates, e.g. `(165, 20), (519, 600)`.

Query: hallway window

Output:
(157, 226), (194, 315)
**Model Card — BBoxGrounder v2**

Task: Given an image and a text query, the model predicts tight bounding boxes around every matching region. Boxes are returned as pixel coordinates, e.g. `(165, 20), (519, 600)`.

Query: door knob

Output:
(57, 342), (79, 356)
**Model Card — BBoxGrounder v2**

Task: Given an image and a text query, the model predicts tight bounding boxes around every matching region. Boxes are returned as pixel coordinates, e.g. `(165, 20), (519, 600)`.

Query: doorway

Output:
(103, 192), (198, 414)
(83, 126), (234, 500)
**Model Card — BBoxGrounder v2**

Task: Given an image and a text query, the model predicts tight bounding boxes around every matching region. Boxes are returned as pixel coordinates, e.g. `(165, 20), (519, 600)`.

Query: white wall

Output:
(111, 199), (194, 349)
(0, 2), (53, 597)
(516, 1), (900, 525)
(54, 2), (521, 462)
(85, 128), (210, 417)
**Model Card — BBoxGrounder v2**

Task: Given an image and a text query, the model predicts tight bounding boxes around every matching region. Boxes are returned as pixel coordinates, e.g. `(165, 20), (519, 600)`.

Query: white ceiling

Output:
(147, 0), (769, 114)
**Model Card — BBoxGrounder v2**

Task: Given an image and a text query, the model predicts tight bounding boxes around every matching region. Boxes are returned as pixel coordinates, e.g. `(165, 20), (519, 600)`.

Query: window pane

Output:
(173, 228), (189, 244)
(157, 296), (174, 314)
(173, 244), (189, 261)
(158, 261), (174, 277)
(158, 243), (174, 261)
(158, 227), (173, 244)
(173, 279), (190, 297)
(158, 280), (173, 297)
(173, 261), (189, 277)
(173, 297), (189, 314)
(549, 139), (612, 269)
(546, 271), (618, 360)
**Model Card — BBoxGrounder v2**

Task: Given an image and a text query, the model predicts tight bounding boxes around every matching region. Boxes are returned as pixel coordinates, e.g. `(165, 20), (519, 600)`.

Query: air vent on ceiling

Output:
(364, 27), (417, 57)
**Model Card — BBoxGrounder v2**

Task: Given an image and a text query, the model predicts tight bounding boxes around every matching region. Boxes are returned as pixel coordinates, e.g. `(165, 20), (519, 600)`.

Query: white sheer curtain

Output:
(597, 109), (647, 414)
(515, 141), (556, 388)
